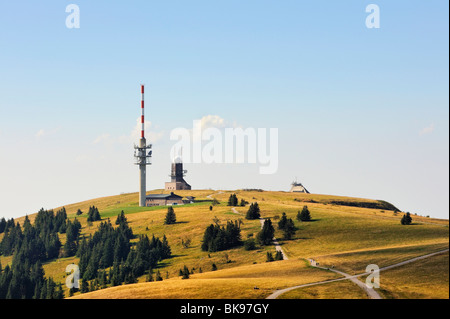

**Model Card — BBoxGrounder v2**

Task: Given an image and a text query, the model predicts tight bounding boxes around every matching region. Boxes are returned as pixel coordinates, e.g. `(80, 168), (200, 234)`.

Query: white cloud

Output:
(92, 133), (111, 144)
(419, 123), (435, 136)
(117, 118), (165, 145)
(36, 127), (61, 139)
(36, 129), (45, 138)
(200, 115), (227, 129)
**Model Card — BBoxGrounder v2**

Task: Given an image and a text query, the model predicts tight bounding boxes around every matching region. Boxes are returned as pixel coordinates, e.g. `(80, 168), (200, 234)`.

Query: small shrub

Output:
(244, 238), (257, 251)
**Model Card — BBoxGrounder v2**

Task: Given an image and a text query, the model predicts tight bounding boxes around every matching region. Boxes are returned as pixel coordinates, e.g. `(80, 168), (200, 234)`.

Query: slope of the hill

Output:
(2, 189), (448, 299)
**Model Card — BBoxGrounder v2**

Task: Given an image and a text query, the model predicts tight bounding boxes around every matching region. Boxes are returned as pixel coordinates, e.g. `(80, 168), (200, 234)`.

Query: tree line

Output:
(74, 210), (172, 293)
(0, 207), (172, 298)
(0, 208), (69, 299)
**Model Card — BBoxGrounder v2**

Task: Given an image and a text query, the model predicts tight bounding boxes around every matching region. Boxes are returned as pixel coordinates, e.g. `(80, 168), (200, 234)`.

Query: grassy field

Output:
(2, 189), (448, 299)
(71, 259), (341, 299)
(361, 252), (449, 299)
(278, 280), (369, 299)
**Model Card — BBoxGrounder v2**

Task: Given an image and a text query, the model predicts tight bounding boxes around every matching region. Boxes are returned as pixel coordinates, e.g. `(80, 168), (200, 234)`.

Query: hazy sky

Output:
(0, 1), (448, 219)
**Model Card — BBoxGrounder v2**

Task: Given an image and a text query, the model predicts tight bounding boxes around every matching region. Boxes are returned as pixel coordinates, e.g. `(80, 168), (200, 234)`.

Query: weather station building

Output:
(165, 157), (191, 191)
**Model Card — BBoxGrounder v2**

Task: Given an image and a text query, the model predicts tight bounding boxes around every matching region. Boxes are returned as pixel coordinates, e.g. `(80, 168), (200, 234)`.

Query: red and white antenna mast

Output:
(134, 84), (152, 207)
(141, 84), (145, 138)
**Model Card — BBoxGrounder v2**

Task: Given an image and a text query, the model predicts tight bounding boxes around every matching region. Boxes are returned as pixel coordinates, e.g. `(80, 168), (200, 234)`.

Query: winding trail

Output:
(266, 248), (449, 299)
(231, 207), (288, 260)
(206, 191), (224, 199)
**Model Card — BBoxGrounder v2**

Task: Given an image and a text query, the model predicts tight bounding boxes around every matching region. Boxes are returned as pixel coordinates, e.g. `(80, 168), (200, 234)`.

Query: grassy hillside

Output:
(2, 189), (448, 299)
(72, 259), (341, 299)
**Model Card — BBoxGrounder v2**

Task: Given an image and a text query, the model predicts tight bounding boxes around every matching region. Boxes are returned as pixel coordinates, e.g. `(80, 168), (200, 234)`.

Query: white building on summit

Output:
(289, 180), (310, 193)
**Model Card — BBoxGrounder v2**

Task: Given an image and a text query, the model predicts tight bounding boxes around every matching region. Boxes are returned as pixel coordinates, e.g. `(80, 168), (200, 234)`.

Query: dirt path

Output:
(266, 248), (449, 299)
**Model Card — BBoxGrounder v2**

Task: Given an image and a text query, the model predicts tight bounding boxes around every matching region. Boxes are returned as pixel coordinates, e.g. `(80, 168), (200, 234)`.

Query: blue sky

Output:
(0, 1), (448, 219)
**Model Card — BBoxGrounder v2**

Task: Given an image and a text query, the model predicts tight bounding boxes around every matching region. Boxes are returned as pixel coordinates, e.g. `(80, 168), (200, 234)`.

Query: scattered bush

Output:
(244, 238), (257, 251)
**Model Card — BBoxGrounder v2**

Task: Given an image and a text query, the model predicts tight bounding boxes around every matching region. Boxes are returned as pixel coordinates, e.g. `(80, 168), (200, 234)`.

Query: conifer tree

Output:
(282, 218), (296, 240)
(246, 202), (261, 220)
(80, 279), (89, 293)
(275, 251), (284, 261)
(155, 270), (163, 282)
(227, 194), (239, 206)
(146, 269), (154, 282)
(278, 213), (288, 230)
(164, 206), (177, 225)
(297, 206), (311, 222)
(181, 266), (190, 279)
(401, 212), (413, 225)
(257, 219), (275, 245)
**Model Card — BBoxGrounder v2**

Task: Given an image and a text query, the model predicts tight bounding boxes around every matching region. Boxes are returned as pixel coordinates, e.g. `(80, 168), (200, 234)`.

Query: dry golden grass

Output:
(3, 189), (448, 299)
(311, 242), (450, 275)
(279, 280), (369, 299)
(366, 252), (449, 299)
(71, 259), (341, 299)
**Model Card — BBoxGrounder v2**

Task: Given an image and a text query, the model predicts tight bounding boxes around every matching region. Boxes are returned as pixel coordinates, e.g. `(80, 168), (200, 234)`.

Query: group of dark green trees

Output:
(401, 212), (413, 225)
(246, 202), (261, 220)
(86, 206), (101, 222)
(201, 220), (242, 252)
(0, 208), (70, 299)
(76, 211), (171, 292)
(227, 194), (248, 207)
(0, 207), (172, 299)
(266, 251), (284, 262)
(278, 213), (296, 240)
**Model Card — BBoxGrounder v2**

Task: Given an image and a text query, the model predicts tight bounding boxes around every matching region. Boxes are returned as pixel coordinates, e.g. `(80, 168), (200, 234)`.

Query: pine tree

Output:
(80, 279), (89, 293)
(282, 218), (296, 240)
(87, 206), (101, 222)
(211, 263), (218, 271)
(155, 270), (163, 281)
(0, 217), (6, 234)
(297, 206), (311, 222)
(164, 207), (177, 225)
(266, 252), (274, 262)
(55, 283), (64, 299)
(401, 212), (413, 225)
(227, 194), (239, 206)
(278, 213), (288, 230)
(246, 202), (261, 220)
(275, 251), (284, 261)
(115, 210), (127, 225)
(146, 269), (154, 282)
(181, 265), (190, 279)
(257, 219), (275, 245)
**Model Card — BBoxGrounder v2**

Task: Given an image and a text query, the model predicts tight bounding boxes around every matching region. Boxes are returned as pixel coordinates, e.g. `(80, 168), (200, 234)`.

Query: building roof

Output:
(290, 182), (310, 194)
(146, 192), (183, 199)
